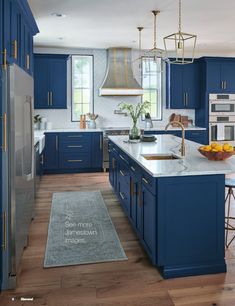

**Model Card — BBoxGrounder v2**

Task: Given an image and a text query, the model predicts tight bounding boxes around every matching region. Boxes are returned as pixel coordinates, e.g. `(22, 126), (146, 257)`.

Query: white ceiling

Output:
(29, 0), (235, 55)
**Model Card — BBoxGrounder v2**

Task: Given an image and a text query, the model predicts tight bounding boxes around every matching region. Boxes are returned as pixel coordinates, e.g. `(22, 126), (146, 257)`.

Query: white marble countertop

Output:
(34, 126), (206, 133)
(108, 135), (235, 178)
(38, 128), (103, 133)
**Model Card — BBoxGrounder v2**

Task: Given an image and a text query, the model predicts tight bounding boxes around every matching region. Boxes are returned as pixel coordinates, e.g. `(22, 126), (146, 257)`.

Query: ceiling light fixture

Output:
(50, 13), (66, 18)
(163, 0), (197, 64)
(145, 10), (165, 62)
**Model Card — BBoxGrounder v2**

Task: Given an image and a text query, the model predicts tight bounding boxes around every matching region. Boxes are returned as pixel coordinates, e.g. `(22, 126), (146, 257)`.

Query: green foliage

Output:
(118, 101), (151, 123)
(34, 115), (41, 124)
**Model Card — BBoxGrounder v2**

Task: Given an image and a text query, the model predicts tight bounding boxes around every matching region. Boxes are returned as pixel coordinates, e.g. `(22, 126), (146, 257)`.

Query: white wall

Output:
(34, 47), (195, 129)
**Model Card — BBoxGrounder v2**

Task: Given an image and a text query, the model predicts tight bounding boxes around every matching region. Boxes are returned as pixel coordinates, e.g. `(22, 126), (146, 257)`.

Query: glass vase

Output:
(129, 121), (140, 142)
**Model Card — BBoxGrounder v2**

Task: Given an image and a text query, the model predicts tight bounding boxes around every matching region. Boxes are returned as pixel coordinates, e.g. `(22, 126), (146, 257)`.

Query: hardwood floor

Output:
(1, 172), (235, 305)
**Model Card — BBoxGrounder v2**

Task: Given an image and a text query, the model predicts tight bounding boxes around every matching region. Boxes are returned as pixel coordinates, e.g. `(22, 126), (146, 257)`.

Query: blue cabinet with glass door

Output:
(167, 60), (200, 109)
(34, 54), (68, 109)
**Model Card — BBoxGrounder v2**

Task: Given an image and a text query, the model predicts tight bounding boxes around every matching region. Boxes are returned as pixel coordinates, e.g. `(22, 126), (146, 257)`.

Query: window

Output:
(71, 55), (93, 121)
(142, 57), (162, 120)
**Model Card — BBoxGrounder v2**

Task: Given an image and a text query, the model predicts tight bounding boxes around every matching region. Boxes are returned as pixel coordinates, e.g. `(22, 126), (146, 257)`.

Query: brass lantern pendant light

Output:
(146, 10), (165, 61)
(163, 0), (197, 64)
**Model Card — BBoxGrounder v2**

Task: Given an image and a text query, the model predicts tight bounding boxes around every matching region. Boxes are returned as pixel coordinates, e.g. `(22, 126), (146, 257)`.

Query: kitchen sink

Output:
(141, 153), (181, 160)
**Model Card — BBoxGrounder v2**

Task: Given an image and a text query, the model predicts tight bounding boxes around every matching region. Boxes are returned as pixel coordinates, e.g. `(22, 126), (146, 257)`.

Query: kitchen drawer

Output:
(59, 152), (91, 169)
(59, 141), (90, 153)
(59, 133), (91, 143)
(118, 151), (130, 165)
(118, 160), (130, 184)
(142, 171), (157, 195)
(118, 176), (130, 214)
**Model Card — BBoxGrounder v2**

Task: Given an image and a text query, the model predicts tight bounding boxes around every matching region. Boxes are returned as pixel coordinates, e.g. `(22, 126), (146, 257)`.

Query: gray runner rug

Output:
(44, 191), (127, 268)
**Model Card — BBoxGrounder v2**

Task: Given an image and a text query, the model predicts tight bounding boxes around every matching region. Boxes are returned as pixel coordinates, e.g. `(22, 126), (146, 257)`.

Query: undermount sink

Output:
(141, 153), (181, 160)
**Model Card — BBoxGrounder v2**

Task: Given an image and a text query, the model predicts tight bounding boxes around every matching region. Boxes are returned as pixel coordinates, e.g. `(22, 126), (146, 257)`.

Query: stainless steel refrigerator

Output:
(1, 64), (34, 289)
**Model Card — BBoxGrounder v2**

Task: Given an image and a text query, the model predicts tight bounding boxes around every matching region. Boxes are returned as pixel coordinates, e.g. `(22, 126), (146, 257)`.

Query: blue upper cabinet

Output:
(1, 0), (39, 74)
(205, 58), (235, 93)
(168, 60), (200, 109)
(34, 54), (68, 109)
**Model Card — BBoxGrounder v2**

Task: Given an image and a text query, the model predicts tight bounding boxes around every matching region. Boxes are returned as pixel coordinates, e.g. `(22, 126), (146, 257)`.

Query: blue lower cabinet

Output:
(91, 132), (103, 169)
(141, 185), (156, 264)
(43, 133), (59, 171)
(43, 132), (103, 173)
(108, 140), (226, 279)
(59, 153), (90, 169)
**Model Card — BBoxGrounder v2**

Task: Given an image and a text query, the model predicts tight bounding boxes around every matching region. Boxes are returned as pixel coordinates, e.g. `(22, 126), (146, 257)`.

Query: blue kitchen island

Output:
(108, 134), (235, 278)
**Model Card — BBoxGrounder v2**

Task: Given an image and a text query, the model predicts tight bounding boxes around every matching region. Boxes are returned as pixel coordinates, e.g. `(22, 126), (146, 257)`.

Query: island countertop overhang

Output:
(108, 135), (235, 178)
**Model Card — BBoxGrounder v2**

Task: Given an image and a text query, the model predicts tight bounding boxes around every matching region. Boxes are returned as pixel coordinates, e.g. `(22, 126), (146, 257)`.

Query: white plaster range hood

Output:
(99, 48), (143, 96)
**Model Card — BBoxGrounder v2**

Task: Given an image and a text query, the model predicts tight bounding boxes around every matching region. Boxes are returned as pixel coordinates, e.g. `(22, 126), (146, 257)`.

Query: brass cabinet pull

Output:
(138, 188), (142, 207)
(112, 158), (115, 169)
(50, 92), (53, 106)
(68, 160), (82, 162)
(67, 145), (83, 148)
(185, 92), (188, 107)
(56, 135), (58, 151)
(2, 48), (7, 70)
(2, 211), (7, 251)
(47, 92), (50, 106)
(142, 177), (149, 184)
(12, 40), (17, 59)
(130, 180), (135, 197)
(26, 54), (30, 70)
(100, 135), (103, 150)
(119, 170), (125, 176)
(131, 166), (136, 172)
(119, 192), (125, 200)
(1, 113), (7, 152)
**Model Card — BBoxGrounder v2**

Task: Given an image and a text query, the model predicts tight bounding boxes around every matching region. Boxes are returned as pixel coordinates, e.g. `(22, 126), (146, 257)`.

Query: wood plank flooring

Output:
(1, 173), (235, 305)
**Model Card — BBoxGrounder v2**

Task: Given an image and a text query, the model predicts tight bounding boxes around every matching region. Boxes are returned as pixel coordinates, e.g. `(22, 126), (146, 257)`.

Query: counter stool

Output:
(225, 178), (235, 248)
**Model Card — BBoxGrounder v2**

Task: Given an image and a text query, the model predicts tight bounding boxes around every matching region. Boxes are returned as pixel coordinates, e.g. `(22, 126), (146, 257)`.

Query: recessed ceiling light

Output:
(58, 37), (63, 40)
(51, 13), (66, 18)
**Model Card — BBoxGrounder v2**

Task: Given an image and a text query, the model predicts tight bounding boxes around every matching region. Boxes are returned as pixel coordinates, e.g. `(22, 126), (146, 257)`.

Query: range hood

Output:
(99, 48), (143, 96)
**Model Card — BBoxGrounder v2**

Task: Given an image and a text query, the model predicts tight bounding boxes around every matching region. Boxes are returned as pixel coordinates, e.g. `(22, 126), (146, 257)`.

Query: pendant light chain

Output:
(153, 12), (157, 49)
(178, 0), (182, 33)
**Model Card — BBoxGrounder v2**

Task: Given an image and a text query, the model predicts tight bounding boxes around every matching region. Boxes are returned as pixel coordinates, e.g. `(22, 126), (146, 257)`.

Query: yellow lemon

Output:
(211, 148), (218, 152)
(204, 145), (212, 152)
(223, 143), (230, 151)
(216, 145), (223, 152)
(211, 142), (218, 149)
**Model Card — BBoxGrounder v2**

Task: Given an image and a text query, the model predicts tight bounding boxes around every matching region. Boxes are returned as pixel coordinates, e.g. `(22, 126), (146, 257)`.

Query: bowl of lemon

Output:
(198, 142), (235, 161)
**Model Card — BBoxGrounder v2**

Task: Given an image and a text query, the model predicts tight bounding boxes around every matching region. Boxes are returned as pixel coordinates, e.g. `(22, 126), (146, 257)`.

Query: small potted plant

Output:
(34, 115), (41, 130)
(119, 101), (150, 142)
(87, 113), (99, 129)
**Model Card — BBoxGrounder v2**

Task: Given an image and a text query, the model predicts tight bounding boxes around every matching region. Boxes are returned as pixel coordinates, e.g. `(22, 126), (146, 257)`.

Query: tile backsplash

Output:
(34, 47), (195, 129)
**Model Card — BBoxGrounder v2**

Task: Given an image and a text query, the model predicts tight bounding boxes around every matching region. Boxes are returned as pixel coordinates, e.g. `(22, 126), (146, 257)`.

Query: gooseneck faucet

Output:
(165, 121), (185, 157)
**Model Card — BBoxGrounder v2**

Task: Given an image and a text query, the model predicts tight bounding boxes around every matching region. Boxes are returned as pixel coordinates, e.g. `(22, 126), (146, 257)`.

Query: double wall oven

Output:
(209, 94), (235, 145)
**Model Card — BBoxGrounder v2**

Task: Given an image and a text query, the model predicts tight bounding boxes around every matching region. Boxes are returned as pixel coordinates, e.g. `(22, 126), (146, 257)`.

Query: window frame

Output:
(71, 54), (94, 122)
(141, 56), (163, 121)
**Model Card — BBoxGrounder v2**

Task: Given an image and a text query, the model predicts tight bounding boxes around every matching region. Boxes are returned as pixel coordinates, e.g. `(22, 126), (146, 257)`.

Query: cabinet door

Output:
(10, 1), (21, 65)
(0, 0), (3, 71)
(183, 62), (199, 109)
(49, 58), (67, 109)
(206, 61), (222, 92)
(221, 62), (235, 92)
(91, 133), (103, 169)
(186, 130), (207, 144)
(34, 56), (50, 108)
(43, 134), (59, 170)
(3, 0), (11, 63)
(142, 185), (156, 259)
(170, 64), (183, 109)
